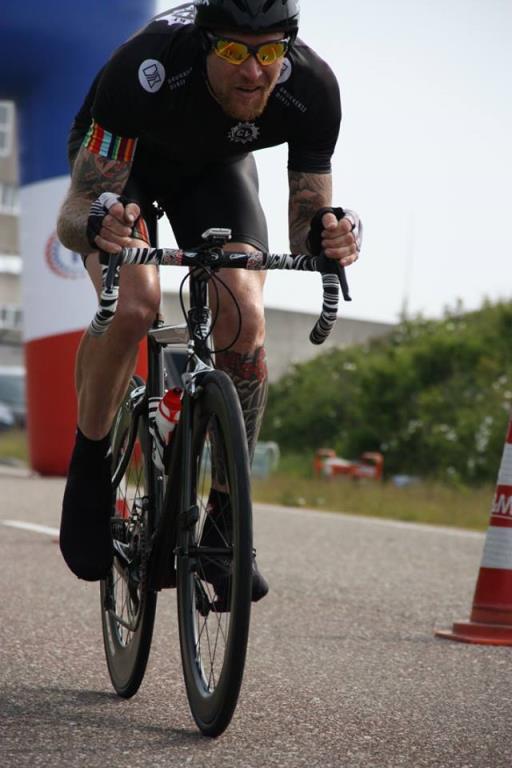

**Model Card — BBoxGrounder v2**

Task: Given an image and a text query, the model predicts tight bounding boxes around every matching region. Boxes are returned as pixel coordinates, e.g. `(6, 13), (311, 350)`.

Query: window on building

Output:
(0, 102), (14, 158)
(0, 305), (23, 331)
(0, 182), (19, 214)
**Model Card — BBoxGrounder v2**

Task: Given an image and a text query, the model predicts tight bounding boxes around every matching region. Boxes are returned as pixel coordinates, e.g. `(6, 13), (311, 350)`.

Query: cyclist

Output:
(57, 0), (362, 594)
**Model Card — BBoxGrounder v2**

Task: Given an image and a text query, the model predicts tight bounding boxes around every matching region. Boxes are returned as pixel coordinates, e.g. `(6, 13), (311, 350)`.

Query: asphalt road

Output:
(1, 469), (511, 768)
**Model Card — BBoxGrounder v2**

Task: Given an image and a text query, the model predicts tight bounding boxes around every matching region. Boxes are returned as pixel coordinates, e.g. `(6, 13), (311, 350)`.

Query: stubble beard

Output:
(219, 85), (273, 122)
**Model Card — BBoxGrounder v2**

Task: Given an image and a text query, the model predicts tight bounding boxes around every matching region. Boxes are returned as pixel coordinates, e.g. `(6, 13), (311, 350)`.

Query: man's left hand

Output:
(321, 210), (362, 266)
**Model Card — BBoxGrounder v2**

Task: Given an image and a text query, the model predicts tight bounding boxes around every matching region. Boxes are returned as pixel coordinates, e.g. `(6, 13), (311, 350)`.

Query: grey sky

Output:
(157, 0), (512, 323)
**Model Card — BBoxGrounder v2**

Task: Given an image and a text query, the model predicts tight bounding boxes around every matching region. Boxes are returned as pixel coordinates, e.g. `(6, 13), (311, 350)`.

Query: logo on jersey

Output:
(168, 67), (193, 91)
(228, 122), (260, 144)
(138, 60), (166, 93)
(155, 2), (196, 26)
(277, 58), (293, 85)
(274, 87), (308, 113)
(45, 233), (86, 280)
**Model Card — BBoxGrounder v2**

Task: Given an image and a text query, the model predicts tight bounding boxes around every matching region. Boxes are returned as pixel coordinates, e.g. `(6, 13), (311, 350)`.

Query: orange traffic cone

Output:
(436, 415), (512, 645)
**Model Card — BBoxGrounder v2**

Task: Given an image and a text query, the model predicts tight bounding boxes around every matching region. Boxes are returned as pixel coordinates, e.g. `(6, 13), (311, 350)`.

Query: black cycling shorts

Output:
(68, 130), (269, 253)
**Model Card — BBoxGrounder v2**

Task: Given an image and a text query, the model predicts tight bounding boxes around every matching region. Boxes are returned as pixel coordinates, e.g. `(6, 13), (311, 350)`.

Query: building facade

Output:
(0, 101), (22, 367)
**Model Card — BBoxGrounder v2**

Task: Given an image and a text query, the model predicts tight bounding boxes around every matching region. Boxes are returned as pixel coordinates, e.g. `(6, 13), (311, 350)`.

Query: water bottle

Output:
(151, 387), (182, 471)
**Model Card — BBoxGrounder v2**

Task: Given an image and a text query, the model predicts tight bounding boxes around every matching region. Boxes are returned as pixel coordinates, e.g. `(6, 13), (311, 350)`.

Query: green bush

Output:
(262, 301), (512, 485)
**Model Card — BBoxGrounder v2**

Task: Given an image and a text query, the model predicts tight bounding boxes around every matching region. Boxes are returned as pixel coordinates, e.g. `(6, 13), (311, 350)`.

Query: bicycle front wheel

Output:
(100, 376), (158, 698)
(177, 370), (253, 737)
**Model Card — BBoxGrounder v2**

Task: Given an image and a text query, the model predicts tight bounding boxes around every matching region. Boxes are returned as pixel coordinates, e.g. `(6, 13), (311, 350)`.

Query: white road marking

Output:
(1, 504), (485, 543)
(1, 520), (59, 537)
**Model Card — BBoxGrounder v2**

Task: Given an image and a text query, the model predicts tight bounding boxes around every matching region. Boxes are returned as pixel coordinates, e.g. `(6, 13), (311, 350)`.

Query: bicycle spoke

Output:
(100, 382), (158, 699)
(177, 370), (252, 736)
(191, 421), (234, 680)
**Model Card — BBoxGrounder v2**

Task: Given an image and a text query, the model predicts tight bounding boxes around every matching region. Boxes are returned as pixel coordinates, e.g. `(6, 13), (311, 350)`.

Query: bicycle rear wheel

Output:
(177, 370), (253, 737)
(100, 376), (158, 698)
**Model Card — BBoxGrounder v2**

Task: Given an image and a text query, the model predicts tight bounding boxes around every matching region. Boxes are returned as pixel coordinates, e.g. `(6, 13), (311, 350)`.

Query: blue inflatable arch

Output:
(1, 1), (155, 474)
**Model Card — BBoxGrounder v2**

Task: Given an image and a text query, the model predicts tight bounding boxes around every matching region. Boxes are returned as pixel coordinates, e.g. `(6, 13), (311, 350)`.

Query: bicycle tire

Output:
(100, 376), (158, 698)
(176, 370), (253, 737)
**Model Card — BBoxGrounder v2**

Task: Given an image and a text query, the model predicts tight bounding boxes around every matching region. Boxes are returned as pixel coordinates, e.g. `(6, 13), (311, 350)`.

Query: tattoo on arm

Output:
(288, 171), (333, 253)
(71, 149), (131, 199)
(56, 146), (132, 254)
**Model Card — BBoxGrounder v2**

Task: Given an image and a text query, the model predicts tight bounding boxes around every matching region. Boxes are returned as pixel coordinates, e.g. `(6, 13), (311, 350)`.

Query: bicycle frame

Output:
(101, 228), (351, 590)
(142, 268), (216, 591)
(99, 228), (351, 732)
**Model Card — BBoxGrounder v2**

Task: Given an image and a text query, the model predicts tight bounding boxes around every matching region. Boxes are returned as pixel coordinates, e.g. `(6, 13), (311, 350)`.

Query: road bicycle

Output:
(92, 227), (350, 737)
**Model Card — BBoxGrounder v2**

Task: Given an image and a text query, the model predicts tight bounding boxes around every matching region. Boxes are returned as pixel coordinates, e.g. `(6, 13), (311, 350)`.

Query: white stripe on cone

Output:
(481, 525), (512, 570)
(497, 443), (512, 486)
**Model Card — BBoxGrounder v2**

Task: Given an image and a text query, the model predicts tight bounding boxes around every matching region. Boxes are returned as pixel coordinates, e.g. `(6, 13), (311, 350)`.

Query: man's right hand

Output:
(86, 192), (141, 254)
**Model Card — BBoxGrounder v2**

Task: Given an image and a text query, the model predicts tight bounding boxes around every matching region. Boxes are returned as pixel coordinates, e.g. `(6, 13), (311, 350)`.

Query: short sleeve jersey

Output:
(73, 3), (342, 183)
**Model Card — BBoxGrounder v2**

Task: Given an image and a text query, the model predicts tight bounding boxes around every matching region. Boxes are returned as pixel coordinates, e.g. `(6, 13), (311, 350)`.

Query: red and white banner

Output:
(20, 177), (95, 474)
(21, 176), (96, 342)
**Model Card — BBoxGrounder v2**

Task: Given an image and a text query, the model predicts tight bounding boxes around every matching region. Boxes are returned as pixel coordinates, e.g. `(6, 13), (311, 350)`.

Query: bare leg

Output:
(60, 248), (160, 581)
(209, 243), (267, 462)
(206, 244), (269, 601)
(77, 252), (161, 439)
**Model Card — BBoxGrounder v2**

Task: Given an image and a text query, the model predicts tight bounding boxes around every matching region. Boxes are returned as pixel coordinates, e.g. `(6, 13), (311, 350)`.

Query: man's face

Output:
(206, 31), (286, 122)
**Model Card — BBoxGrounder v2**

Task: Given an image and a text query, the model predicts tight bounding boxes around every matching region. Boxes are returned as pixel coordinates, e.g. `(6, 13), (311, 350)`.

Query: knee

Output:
(114, 284), (160, 343)
(216, 298), (265, 349)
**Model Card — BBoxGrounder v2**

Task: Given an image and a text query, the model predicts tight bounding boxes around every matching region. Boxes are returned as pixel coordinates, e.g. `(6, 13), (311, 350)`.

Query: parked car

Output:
(0, 366), (26, 429)
(0, 401), (15, 430)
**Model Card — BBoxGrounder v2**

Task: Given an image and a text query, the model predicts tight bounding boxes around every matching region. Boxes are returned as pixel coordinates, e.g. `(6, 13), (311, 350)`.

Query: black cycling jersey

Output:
(72, 3), (341, 182)
(69, 3), (342, 251)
